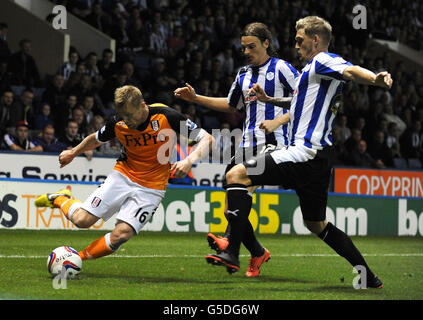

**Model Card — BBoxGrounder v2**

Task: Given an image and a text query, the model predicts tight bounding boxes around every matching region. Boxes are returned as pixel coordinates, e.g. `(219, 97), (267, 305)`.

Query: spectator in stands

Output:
(11, 88), (35, 129)
(71, 74), (95, 99)
(0, 89), (14, 135)
(42, 73), (68, 110)
(71, 105), (88, 137)
(186, 61), (202, 87)
(98, 48), (117, 80)
(0, 60), (12, 94)
(167, 26), (186, 58)
(368, 130), (393, 167)
(350, 140), (384, 168)
(400, 119), (423, 160)
(59, 119), (93, 160)
(59, 119), (81, 148)
(34, 103), (54, 131)
(381, 103), (407, 136)
(85, 2), (112, 35)
(386, 122), (402, 158)
(121, 61), (141, 88)
(0, 22), (11, 63)
(111, 17), (131, 50)
(335, 114), (351, 143)
(7, 38), (40, 86)
(344, 128), (362, 156)
(217, 48), (235, 77)
(80, 94), (99, 126)
(151, 58), (176, 103)
(3, 120), (42, 152)
(33, 124), (67, 153)
(128, 17), (149, 51)
(53, 93), (77, 135)
(59, 49), (79, 80)
(85, 52), (101, 81)
(331, 126), (349, 165)
(149, 22), (168, 57)
(342, 89), (361, 124)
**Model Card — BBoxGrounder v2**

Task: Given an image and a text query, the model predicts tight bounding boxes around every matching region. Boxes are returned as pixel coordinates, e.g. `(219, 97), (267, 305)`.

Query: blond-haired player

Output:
(35, 85), (214, 260)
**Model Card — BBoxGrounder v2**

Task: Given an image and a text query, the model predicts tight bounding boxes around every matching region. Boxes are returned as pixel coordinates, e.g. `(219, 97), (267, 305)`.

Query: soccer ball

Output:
(47, 246), (82, 278)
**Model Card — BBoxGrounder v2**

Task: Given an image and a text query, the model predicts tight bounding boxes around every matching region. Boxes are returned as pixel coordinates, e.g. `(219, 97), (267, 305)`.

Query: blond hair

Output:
(114, 85), (144, 110)
(296, 16), (332, 46)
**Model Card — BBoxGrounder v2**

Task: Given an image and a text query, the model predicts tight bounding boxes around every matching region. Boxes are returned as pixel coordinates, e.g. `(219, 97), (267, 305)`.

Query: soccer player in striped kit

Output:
(175, 22), (298, 276)
(206, 16), (392, 287)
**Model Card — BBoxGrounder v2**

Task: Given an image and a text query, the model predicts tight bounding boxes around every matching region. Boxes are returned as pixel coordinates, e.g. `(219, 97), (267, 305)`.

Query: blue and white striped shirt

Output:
(270, 52), (352, 164)
(227, 57), (298, 148)
(290, 52), (352, 150)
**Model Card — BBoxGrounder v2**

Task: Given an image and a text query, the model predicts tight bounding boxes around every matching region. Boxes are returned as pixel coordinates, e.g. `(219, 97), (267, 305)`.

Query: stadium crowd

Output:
(0, 0), (422, 170)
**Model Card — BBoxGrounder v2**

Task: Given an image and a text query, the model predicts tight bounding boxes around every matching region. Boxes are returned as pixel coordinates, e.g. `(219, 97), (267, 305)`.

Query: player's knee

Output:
(305, 220), (327, 235)
(72, 209), (96, 229)
(225, 164), (247, 185)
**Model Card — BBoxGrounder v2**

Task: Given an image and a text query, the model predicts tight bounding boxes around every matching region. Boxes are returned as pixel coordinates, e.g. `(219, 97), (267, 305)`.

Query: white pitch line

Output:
(0, 253), (422, 259)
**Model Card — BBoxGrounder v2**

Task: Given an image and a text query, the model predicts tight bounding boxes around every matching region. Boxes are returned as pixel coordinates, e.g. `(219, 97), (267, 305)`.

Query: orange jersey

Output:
(96, 104), (203, 190)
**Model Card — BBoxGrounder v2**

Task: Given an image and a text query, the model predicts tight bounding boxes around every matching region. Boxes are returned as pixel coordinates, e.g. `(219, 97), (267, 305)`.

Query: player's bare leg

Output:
(79, 221), (134, 260)
(71, 208), (100, 228)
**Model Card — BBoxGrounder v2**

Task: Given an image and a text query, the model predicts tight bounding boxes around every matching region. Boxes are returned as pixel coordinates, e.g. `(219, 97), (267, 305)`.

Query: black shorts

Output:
(222, 143), (281, 188)
(246, 149), (333, 222)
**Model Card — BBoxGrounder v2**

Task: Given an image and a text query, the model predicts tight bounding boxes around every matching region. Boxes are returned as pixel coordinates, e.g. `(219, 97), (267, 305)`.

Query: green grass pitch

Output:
(0, 229), (422, 300)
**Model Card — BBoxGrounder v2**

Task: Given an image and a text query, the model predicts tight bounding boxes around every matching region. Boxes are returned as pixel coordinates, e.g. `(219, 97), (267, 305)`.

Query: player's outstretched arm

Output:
(343, 66), (393, 89)
(170, 131), (215, 178)
(248, 83), (292, 109)
(174, 82), (236, 113)
(59, 133), (102, 168)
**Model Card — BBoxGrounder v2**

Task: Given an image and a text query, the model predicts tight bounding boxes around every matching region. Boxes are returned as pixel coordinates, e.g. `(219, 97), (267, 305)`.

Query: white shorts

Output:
(81, 170), (166, 234)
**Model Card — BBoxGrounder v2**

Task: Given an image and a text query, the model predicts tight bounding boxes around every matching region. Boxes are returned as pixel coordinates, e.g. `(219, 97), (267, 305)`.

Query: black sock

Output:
(225, 184), (251, 257)
(223, 215), (231, 239)
(224, 193), (263, 257)
(319, 222), (375, 278)
(242, 221), (265, 257)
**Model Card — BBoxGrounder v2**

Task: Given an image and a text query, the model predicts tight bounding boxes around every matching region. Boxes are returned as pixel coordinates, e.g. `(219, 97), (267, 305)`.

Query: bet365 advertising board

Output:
(1, 178), (422, 237)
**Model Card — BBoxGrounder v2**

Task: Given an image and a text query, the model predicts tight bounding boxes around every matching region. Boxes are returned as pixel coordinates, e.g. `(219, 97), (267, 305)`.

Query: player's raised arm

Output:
(174, 82), (237, 113)
(59, 133), (102, 168)
(342, 66), (393, 89)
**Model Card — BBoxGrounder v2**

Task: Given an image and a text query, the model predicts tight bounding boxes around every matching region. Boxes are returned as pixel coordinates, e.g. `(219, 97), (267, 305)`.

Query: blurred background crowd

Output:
(0, 0), (422, 170)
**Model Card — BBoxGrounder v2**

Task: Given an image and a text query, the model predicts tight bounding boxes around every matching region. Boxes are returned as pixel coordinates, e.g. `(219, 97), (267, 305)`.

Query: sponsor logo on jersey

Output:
(244, 94), (257, 104)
